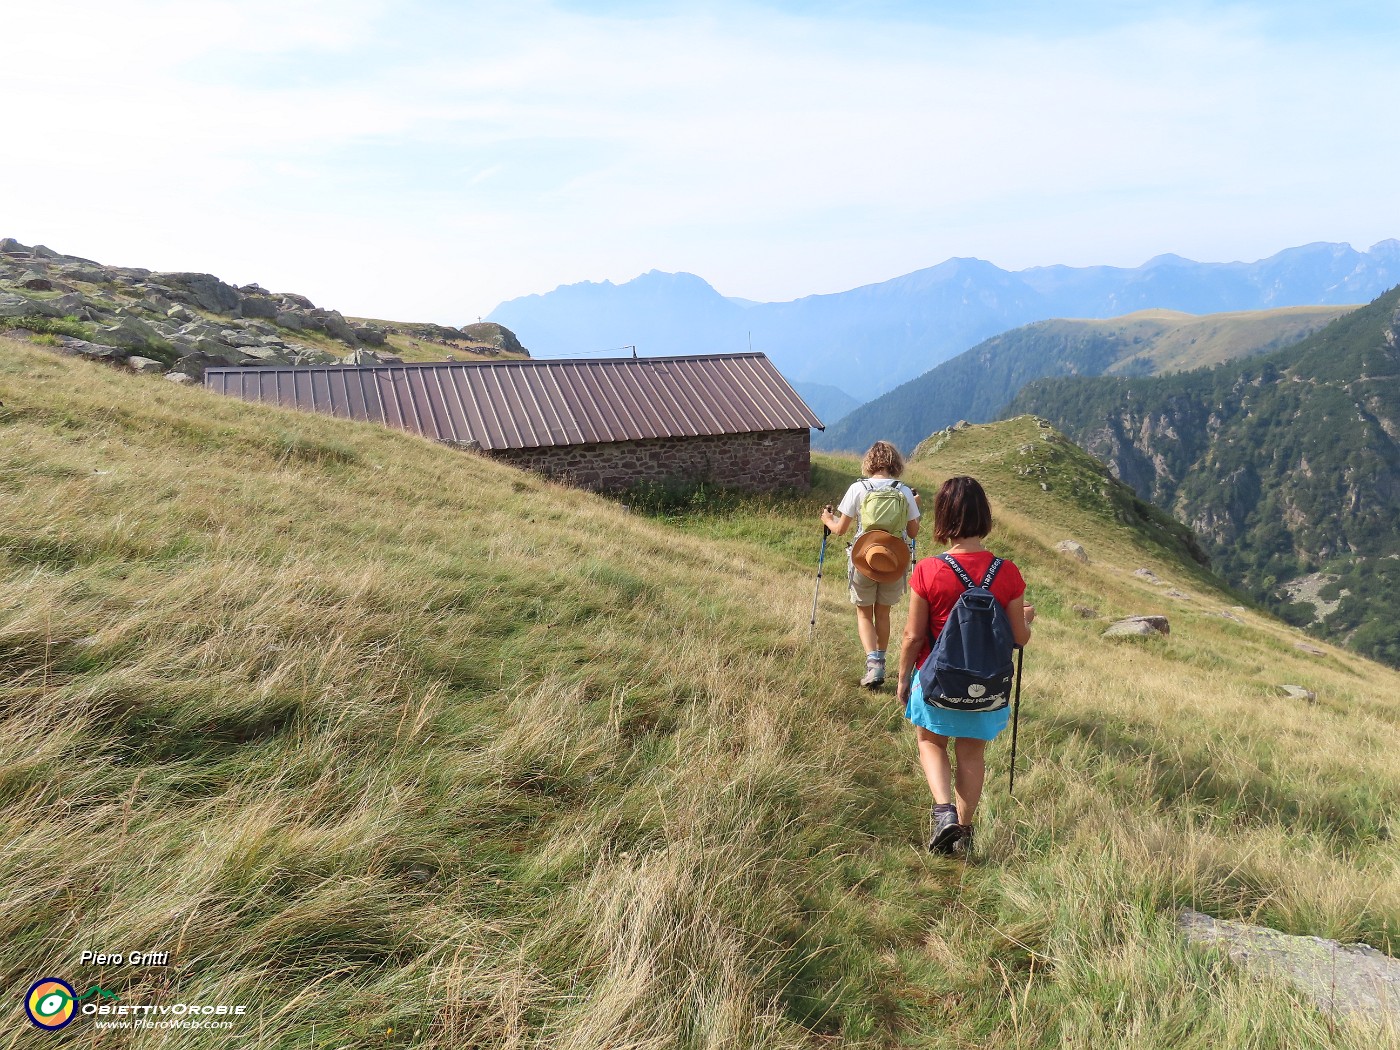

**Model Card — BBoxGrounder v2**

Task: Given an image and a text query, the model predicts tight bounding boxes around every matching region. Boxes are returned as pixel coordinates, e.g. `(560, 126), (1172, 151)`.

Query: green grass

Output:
(1, 338), (1397, 1048)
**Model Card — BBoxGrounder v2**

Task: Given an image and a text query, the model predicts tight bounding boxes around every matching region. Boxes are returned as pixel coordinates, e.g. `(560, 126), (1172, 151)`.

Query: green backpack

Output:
(858, 480), (910, 536)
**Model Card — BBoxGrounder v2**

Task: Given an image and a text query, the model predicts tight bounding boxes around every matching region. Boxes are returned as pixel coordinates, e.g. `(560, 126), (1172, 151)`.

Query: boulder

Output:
(1179, 909), (1400, 1029)
(342, 348), (402, 366)
(274, 311), (306, 330)
(0, 237), (26, 253)
(219, 329), (262, 348)
(458, 321), (528, 356)
(313, 309), (357, 344)
(1056, 540), (1089, 562)
(170, 351), (237, 381)
(1294, 642), (1327, 656)
(352, 324), (388, 346)
(1133, 568), (1163, 585)
(95, 315), (162, 350)
(54, 337), (129, 362)
(1103, 615), (1170, 639)
(167, 304), (196, 323)
(154, 272), (241, 313)
(1163, 589), (1192, 600)
(0, 293), (61, 318)
(31, 244), (61, 259)
(166, 372), (195, 385)
(277, 292), (316, 310)
(19, 272), (53, 291)
(126, 356), (166, 374)
(1278, 684), (1317, 702)
(237, 293), (280, 320)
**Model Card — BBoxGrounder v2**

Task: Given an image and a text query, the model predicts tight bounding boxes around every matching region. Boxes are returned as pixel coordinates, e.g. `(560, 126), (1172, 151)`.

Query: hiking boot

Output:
(951, 825), (975, 857)
(928, 807), (961, 854)
(860, 657), (885, 689)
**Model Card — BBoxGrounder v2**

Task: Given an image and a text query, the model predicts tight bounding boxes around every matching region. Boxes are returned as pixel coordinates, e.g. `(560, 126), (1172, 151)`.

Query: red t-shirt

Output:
(910, 550), (1026, 669)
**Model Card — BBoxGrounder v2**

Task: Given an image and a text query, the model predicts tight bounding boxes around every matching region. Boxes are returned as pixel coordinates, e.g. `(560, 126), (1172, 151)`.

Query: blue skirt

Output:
(905, 668), (1011, 741)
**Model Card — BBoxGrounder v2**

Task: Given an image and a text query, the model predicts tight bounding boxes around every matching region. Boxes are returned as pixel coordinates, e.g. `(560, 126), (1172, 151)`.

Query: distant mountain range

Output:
(487, 241), (1400, 400)
(1008, 286), (1400, 667)
(817, 305), (1354, 453)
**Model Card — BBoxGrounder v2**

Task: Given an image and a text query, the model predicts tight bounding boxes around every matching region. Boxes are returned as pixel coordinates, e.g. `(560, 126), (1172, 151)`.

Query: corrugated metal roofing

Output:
(203, 353), (824, 450)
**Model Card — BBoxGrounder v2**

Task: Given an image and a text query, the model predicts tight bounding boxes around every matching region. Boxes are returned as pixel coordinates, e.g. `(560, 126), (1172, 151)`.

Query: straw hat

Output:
(851, 529), (909, 583)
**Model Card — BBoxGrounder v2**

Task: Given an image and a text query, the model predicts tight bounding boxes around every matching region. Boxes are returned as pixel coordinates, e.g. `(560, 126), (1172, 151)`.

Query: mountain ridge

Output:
(487, 240), (1400, 398)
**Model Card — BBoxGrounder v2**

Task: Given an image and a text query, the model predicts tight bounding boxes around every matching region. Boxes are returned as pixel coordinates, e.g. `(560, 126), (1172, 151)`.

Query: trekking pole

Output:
(1008, 645), (1025, 796)
(808, 518), (831, 639)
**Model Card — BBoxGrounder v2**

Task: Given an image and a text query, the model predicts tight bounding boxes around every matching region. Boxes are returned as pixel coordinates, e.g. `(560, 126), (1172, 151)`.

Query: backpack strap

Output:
(980, 557), (1003, 589)
(939, 552), (977, 591)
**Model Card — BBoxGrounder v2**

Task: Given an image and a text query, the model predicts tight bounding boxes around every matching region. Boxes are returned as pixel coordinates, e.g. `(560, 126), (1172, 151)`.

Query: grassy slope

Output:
(2, 340), (1397, 1049)
(1105, 305), (1354, 375)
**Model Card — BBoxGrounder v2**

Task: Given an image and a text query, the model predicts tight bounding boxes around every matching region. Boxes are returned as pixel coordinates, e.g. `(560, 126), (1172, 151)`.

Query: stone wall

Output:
(487, 429), (811, 493)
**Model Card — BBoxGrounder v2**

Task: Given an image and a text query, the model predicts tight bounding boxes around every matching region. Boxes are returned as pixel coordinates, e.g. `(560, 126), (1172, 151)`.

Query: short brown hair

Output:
(933, 475), (992, 543)
(861, 441), (905, 478)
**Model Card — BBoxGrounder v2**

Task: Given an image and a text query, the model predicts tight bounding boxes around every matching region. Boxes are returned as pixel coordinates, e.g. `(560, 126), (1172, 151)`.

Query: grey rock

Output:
(167, 305), (196, 323)
(1056, 540), (1089, 562)
(126, 356), (166, 374)
(0, 237), (26, 253)
(1278, 684), (1317, 702)
(95, 315), (161, 350)
(219, 329), (261, 348)
(52, 293), (86, 314)
(54, 337), (129, 362)
(1071, 604), (1100, 619)
(316, 309), (358, 344)
(154, 272), (240, 313)
(277, 292), (315, 310)
(1295, 642), (1327, 656)
(1103, 615), (1170, 639)
(59, 267), (109, 283)
(352, 324), (388, 346)
(165, 372), (195, 385)
(19, 272), (53, 291)
(1163, 589), (1192, 600)
(458, 321), (527, 356)
(1179, 909), (1400, 1029)
(170, 351), (237, 380)
(237, 294), (279, 320)
(0, 293), (61, 318)
(341, 347), (402, 366)
(31, 244), (61, 259)
(274, 311), (306, 330)
(1133, 568), (1164, 585)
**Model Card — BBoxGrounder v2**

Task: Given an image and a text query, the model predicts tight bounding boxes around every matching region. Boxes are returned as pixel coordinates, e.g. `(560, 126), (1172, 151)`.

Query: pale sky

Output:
(5, 1), (1397, 324)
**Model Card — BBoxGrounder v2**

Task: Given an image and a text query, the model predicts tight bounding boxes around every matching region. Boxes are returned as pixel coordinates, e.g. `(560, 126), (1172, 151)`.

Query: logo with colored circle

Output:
(26, 979), (77, 1030)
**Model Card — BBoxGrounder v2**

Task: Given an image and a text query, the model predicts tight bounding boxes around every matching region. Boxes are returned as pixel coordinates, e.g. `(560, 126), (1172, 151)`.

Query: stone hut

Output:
(204, 353), (824, 493)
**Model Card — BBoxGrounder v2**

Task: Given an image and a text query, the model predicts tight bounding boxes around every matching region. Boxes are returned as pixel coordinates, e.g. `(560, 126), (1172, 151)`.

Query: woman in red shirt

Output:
(895, 476), (1034, 855)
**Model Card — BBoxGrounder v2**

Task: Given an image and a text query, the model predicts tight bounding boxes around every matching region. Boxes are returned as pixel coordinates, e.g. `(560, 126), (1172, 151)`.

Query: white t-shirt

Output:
(837, 477), (920, 537)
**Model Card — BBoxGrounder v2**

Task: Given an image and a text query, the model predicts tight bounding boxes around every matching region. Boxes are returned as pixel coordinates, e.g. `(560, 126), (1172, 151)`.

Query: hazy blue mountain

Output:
(790, 381), (860, 428)
(486, 241), (1400, 400)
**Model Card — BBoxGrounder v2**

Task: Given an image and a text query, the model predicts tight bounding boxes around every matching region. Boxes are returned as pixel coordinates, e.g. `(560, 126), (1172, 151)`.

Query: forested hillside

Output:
(1009, 287), (1400, 665)
(819, 306), (1350, 453)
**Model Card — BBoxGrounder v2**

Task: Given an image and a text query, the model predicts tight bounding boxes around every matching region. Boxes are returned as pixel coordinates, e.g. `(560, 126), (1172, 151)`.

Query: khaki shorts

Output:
(848, 552), (907, 607)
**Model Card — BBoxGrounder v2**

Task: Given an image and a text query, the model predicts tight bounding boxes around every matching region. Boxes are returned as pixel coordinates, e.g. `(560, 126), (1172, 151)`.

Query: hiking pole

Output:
(1008, 645), (1025, 796)
(808, 518), (832, 639)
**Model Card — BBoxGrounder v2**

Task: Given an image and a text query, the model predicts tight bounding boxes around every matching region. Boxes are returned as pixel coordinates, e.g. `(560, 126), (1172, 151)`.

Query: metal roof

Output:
(203, 353), (824, 450)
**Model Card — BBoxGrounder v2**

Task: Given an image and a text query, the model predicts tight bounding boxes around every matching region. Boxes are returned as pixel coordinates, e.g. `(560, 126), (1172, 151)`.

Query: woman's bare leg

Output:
(952, 737), (987, 824)
(914, 727), (954, 805)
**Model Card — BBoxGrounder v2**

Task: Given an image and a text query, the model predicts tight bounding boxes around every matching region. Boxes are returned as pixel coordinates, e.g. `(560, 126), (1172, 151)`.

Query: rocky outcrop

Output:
(0, 237), (528, 381)
(1179, 909), (1400, 1029)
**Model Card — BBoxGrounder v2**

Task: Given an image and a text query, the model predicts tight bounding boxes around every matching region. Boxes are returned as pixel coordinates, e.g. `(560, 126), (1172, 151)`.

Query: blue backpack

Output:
(917, 554), (1016, 712)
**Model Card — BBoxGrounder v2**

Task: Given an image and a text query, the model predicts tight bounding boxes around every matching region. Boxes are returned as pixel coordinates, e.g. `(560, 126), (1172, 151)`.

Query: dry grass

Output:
(1, 339), (1397, 1048)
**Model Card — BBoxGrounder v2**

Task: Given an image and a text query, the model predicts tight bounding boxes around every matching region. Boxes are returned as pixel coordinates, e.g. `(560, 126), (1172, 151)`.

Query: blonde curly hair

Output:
(861, 440), (905, 478)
